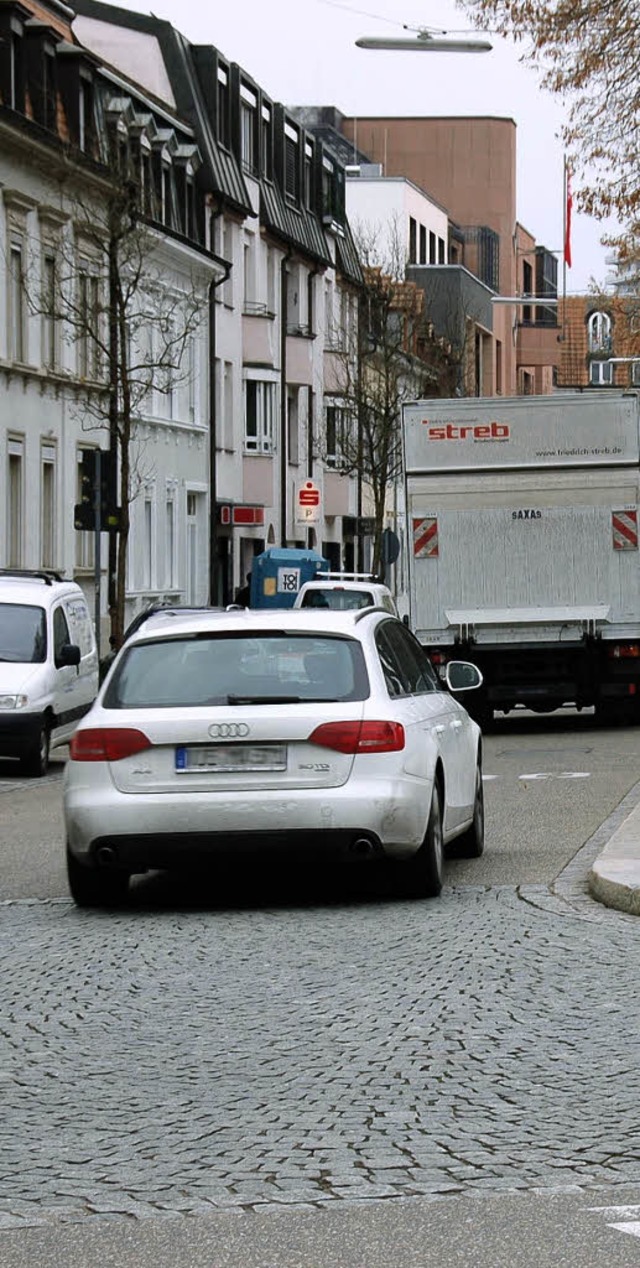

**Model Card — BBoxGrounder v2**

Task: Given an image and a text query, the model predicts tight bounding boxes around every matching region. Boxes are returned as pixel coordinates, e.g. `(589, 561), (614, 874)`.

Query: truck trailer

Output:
(402, 391), (640, 726)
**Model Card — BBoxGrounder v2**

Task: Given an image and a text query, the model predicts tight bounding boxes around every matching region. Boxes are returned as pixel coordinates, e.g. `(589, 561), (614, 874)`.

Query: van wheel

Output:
(20, 724), (50, 778)
(66, 845), (130, 909)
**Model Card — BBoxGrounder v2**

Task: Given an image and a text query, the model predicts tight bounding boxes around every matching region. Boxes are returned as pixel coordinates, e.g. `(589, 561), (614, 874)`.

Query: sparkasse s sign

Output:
(402, 394), (640, 474)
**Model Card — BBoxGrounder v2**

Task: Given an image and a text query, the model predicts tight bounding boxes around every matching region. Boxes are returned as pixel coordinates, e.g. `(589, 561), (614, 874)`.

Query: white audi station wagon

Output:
(63, 607), (484, 907)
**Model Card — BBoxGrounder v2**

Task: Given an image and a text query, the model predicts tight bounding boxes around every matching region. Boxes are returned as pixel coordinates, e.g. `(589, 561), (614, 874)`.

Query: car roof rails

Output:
(315, 571), (379, 582)
(0, 568), (65, 585)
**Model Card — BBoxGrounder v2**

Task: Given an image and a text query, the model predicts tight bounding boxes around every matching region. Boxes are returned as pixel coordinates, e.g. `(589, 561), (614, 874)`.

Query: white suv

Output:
(294, 574), (398, 615)
(0, 569), (98, 776)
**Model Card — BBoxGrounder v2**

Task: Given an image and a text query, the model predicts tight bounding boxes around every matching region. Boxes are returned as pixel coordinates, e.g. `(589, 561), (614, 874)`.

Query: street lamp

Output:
(356, 27), (492, 53)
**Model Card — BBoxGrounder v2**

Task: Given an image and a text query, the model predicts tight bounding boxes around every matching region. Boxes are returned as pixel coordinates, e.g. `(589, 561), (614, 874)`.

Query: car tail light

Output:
(308, 720), (405, 753)
(608, 643), (640, 659)
(70, 728), (152, 762)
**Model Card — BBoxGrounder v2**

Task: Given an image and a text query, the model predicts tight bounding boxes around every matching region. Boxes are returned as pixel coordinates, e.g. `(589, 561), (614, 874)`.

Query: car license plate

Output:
(175, 743), (287, 773)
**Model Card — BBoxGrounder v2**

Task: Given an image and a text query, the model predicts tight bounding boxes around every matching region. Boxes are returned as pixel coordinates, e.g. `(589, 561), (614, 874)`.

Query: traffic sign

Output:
(297, 480), (321, 524)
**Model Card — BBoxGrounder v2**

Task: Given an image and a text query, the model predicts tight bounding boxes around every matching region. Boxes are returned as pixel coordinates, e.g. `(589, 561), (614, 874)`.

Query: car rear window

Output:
(103, 632), (370, 708)
(301, 589), (374, 611)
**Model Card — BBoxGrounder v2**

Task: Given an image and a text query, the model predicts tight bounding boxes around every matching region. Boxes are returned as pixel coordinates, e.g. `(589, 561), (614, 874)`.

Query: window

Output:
(8, 242), (25, 363)
(217, 64), (230, 148)
(41, 45), (57, 131)
(77, 267), (101, 380)
(244, 380), (276, 453)
(261, 103), (272, 179)
(243, 234), (256, 309)
(223, 361), (234, 450)
(7, 439), (24, 567)
(240, 85), (257, 173)
(588, 310), (612, 353)
(419, 224), (426, 265)
(78, 76), (93, 152)
(42, 253), (57, 369)
(375, 622), (439, 697)
(325, 403), (349, 468)
(53, 606), (71, 666)
(631, 362), (640, 387)
(142, 494), (154, 589)
(590, 360), (613, 386)
(8, 28), (25, 111)
(40, 445), (56, 568)
(408, 217), (417, 264)
(165, 497), (176, 589)
(304, 140), (314, 208)
(223, 221), (233, 306)
(438, 237), (445, 264)
(429, 230), (436, 265)
(287, 388), (299, 465)
(285, 124), (299, 202)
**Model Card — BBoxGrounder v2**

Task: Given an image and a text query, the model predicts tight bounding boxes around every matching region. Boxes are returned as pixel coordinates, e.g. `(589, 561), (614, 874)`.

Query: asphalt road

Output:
(2, 710), (640, 1267)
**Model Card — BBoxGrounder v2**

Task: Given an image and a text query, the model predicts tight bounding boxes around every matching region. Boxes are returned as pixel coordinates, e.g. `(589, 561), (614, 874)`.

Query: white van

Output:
(0, 570), (99, 776)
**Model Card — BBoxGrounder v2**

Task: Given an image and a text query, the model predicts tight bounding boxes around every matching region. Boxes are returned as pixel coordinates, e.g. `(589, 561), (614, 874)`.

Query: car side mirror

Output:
(58, 643), (81, 668)
(445, 660), (483, 692)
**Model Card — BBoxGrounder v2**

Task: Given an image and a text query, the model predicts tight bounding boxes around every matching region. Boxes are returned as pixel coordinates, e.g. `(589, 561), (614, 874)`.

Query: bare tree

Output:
(324, 225), (456, 573)
(24, 165), (207, 648)
(457, 0), (639, 255)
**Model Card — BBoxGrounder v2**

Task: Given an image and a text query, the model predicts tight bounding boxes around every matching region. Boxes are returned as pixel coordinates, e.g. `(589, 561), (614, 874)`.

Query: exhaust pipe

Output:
(350, 836), (375, 857)
(96, 844), (117, 868)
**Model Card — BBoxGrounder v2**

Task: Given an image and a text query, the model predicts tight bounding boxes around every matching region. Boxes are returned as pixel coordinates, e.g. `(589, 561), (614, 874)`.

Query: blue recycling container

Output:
(250, 548), (329, 609)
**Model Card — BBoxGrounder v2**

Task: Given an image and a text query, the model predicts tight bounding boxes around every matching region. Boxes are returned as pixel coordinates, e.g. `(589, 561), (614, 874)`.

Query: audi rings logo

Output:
(208, 722), (250, 739)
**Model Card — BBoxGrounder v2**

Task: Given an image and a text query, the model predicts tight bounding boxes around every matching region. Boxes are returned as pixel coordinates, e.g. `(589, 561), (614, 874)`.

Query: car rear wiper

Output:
(227, 693), (304, 705)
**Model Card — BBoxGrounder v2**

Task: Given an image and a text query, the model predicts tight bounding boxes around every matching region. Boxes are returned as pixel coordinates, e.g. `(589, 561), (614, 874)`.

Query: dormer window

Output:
(240, 82), (257, 174)
(261, 103), (272, 179)
(304, 140), (314, 209)
(0, 13), (25, 114)
(588, 310), (612, 353)
(217, 63), (230, 149)
(284, 121), (299, 204)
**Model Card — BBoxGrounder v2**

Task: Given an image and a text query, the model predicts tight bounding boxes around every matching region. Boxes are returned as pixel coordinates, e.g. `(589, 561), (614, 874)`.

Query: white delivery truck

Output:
(402, 391), (640, 726)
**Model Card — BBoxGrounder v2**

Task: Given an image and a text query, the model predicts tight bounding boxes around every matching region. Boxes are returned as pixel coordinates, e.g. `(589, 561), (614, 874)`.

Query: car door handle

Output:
(433, 724), (446, 735)
(452, 719), (463, 730)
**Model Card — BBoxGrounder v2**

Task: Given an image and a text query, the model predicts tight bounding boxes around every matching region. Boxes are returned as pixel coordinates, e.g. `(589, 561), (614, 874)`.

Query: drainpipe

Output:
(208, 220), (232, 606)
(280, 250), (292, 547)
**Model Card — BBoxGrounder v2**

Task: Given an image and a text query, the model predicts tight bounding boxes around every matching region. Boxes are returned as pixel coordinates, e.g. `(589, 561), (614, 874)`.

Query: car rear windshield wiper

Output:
(227, 693), (305, 705)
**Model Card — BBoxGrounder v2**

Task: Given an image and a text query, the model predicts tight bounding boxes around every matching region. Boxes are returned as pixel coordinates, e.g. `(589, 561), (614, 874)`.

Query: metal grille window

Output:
(244, 380), (276, 453)
(40, 445), (56, 569)
(7, 439), (24, 567)
(8, 243), (25, 363)
(42, 253), (56, 369)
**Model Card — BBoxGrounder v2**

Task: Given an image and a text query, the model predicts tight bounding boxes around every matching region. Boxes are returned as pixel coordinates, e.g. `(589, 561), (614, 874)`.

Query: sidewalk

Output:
(589, 801), (640, 915)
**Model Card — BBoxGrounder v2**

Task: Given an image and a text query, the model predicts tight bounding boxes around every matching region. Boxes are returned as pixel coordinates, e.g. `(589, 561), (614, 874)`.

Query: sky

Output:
(99, 0), (618, 294)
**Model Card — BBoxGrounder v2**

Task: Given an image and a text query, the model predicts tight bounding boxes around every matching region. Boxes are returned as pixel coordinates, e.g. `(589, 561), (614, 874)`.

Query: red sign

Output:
(299, 482), (320, 507)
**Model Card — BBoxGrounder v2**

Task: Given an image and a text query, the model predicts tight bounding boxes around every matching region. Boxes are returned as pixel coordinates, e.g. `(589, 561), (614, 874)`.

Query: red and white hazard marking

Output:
(413, 516), (439, 557)
(612, 509), (638, 550)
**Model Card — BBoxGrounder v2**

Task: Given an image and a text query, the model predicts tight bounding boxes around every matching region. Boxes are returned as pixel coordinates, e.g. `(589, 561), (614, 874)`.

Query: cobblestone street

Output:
(2, 869), (640, 1232)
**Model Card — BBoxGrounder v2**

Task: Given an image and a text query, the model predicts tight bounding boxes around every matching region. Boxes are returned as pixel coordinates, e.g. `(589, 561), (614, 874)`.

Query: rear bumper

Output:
(64, 775), (432, 870)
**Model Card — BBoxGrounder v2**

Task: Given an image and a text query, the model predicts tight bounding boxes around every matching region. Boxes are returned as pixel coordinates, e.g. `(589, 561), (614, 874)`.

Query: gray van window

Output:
(0, 604), (47, 663)
(53, 606), (71, 666)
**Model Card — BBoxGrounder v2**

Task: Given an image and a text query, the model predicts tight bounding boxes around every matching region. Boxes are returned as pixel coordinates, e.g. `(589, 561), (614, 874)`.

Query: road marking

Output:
(482, 774), (499, 781)
(518, 771), (591, 782)
(588, 1205), (640, 1240)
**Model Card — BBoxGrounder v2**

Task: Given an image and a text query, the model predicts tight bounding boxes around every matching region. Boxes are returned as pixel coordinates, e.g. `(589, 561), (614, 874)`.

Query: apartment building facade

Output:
(0, 0), (223, 649)
(334, 112), (561, 397)
(74, 0), (364, 600)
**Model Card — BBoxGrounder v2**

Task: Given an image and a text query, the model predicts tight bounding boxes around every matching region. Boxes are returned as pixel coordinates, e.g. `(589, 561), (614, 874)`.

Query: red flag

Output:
(564, 166), (573, 268)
